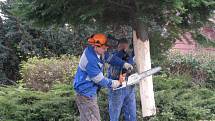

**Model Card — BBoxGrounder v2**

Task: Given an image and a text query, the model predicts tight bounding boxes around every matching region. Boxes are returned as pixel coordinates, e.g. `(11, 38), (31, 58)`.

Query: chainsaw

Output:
(114, 66), (162, 90)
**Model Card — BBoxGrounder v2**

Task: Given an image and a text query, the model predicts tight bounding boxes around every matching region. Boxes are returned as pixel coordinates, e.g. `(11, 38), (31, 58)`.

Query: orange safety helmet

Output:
(88, 33), (109, 48)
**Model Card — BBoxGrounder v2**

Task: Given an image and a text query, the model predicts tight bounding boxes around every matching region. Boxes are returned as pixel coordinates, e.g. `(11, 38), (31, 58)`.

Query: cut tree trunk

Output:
(133, 20), (156, 117)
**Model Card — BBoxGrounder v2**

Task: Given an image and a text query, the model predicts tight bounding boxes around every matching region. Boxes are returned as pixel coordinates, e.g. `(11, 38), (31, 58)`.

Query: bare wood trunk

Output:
(133, 24), (156, 117)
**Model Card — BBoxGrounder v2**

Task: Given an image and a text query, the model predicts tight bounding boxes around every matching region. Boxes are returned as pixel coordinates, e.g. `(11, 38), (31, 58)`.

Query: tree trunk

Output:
(133, 20), (156, 117)
(0, 16), (3, 30)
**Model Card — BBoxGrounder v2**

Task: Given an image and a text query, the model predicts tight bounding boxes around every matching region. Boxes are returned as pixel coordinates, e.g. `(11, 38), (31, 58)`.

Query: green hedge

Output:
(1, 75), (214, 121)
(0, 84), (79, 121)
(150, 75), (215, 121)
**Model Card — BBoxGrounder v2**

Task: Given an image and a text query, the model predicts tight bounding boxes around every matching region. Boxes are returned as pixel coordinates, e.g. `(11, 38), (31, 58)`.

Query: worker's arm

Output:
(104, 52), (125, 67)
(86, 60), (121, 88)
(104, 52), (133, 71)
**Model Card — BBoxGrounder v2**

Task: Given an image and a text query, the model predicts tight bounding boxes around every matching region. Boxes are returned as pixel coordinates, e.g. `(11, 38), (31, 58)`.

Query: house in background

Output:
(172, 27), (215, 53)
(172, 13), (215, 53)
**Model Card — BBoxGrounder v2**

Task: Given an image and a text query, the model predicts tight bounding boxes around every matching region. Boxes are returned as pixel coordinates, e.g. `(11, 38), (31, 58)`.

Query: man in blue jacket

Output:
(108, 38), (136, 121)
(73, 33), (133, 121)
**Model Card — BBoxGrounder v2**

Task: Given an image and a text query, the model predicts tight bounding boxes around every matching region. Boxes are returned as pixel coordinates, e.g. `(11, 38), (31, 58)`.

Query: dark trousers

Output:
(75, 94), (101, 121)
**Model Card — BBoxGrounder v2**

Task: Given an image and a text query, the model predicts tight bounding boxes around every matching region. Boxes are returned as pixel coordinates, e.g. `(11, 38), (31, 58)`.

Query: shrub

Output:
(153, 74), (192, 91)
(0, 75), (215, 121)
(148, 75), (215, 121)
(20, 55), (79, 91)
(0, 84), (79, 121)
(163, 50), (215, 89)
(150, 88), (215, 121)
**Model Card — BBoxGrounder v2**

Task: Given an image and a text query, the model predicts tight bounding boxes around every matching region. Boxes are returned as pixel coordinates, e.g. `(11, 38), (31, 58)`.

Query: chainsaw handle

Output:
(127, 67), (132, 73)
(119, 73), (126, 84)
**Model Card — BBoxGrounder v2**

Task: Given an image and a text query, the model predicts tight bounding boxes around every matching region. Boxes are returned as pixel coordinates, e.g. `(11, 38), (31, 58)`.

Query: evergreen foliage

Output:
(0, 75), (214, 121)
(11, 0), (215, 46)
(0, 84), (79, 121)
(0, 1), (92, 83)
(11, 0), (215, 28)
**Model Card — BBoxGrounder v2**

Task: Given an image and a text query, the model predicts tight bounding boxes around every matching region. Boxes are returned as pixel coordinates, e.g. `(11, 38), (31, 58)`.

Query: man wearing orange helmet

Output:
(73, 33), (133, 121)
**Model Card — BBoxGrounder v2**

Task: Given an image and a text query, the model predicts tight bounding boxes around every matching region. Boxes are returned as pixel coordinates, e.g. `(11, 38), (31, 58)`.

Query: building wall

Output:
(172, 29), (215, 53)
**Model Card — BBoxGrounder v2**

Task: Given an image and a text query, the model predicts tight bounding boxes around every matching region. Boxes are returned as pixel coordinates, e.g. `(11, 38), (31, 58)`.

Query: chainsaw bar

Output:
(113, 66), (162, 90)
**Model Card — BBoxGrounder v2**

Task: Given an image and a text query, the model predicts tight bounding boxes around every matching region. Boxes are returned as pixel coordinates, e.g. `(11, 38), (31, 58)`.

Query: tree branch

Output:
(107, 0), (132, 10)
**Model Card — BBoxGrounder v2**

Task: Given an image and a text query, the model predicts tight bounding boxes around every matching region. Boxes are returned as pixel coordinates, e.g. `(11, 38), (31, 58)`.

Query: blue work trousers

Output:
(108, 86), (137, 121)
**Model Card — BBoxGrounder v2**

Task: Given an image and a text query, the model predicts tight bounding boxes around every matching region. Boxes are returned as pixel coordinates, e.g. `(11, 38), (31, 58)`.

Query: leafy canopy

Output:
(10, 0), (215, 29)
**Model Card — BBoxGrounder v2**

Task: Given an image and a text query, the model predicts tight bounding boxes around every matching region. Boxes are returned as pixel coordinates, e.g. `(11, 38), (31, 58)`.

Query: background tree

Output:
(10, 0), (215, 42)
(0, 0), (99, 84)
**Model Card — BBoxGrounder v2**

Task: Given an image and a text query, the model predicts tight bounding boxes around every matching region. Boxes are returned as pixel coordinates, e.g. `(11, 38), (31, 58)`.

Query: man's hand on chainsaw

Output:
(119, 73), (126, 84)
(111, 73), (126, 89)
